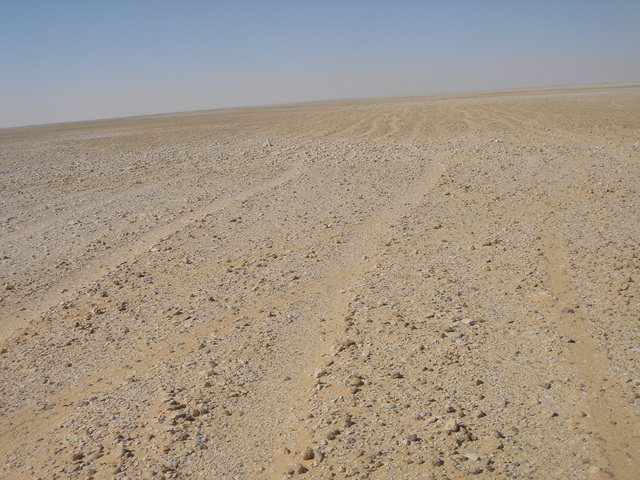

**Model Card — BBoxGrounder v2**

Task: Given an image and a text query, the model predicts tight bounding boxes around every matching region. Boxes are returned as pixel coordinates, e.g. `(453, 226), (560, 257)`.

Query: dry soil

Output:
(1, 83), (639, 479)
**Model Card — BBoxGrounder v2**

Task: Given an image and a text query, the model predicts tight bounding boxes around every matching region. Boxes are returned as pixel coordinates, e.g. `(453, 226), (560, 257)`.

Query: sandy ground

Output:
(1, 83), (639, 480)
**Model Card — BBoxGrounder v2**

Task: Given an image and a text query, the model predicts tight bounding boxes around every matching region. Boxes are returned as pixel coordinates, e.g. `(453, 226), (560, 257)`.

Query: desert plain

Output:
(1, 83), (639, 479)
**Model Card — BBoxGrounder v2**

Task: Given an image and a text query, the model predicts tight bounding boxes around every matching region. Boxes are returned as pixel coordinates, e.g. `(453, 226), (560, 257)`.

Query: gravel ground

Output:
(1, 83), (639, 480)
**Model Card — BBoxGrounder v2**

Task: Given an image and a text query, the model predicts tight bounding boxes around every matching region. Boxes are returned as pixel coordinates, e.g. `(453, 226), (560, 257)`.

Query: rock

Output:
(70, 451), (84, 461)
(171, 410), (187, 421)
(538, 382), (552, 389)
(302, 447), (314, 460)
(348, 376), (364, 387)
(480, 435), (503, 454)
(431, 457), (444, 466)
(462, 318), (482, 326)
(526, 397), (541, 406)
(444, 418), (460, 432)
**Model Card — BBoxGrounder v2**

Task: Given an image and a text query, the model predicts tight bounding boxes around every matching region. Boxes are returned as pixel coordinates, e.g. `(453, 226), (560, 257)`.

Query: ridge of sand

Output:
(1, 84), (639, 479)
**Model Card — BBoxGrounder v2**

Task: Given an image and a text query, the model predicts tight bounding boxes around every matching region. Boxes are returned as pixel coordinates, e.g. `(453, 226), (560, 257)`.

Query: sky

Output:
(1, 0), (639, 128)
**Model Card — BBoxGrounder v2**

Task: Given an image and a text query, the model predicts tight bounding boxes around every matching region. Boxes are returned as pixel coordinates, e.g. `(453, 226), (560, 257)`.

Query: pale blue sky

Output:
(1, 0), (639, 128)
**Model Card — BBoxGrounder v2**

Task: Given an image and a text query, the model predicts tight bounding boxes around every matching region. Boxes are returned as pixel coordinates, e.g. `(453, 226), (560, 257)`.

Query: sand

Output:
(1, 83), (639, 479)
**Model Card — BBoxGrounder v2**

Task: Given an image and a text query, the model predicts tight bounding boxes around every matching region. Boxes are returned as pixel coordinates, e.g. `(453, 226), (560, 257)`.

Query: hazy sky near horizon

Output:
(1, 1), (639, 128)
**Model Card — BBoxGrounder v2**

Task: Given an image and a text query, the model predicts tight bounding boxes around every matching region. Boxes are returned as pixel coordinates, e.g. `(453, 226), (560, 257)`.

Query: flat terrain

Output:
(1, 83), (639, 480)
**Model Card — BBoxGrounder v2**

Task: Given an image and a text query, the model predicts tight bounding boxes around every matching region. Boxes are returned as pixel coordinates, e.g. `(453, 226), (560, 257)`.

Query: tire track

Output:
(0, 159), (307, 343)
(540, 207), (640, 480)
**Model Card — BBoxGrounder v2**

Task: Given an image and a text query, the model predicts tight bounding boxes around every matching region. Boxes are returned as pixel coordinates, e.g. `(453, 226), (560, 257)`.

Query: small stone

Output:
(538, 382), (552, 389)
(444, 418), (459, 432)
(295, 464), (308, 474)
(314, 368), (328, 378)
(171, 410), (187, 421)
(70, 451), (84, 461)
(327, 429), (341, 440)
(479, 435), (503, 453)
(118, 446), (132, 458)
(431, 457), (444, 466)
(348, 376), (364, 387)
(302, 448), (314, 460)
(526, 397), (541, 406)
(408, 433), (419, 442)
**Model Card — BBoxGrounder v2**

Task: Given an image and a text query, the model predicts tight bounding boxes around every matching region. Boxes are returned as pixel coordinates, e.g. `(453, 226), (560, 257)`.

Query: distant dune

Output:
(1, 83), (639, 479)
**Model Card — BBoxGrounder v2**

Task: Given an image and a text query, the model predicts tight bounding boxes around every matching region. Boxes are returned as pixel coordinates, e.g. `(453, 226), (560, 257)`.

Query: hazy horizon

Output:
(2, 1), (640, 129)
